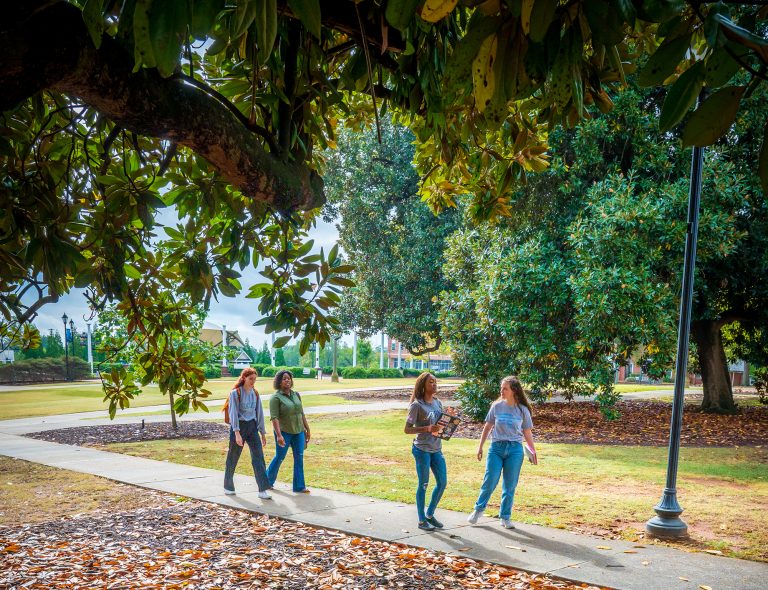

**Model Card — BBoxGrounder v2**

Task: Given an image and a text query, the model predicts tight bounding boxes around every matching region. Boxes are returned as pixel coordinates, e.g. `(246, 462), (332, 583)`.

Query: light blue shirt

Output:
(485, 401), (533, 442)
(228, 387), (265, 434)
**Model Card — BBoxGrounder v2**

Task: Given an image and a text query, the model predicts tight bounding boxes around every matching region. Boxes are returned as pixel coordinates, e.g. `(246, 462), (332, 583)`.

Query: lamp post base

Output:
(646, 514), (688, 538)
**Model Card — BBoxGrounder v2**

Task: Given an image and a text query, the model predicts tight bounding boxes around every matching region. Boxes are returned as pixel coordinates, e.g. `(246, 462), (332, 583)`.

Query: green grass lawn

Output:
(0, 377), (459, 420)
(105, 410), (768, 562)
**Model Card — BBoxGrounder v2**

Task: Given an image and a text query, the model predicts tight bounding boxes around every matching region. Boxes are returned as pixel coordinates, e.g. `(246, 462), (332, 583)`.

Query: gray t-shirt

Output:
(485, 401), (533, 442)
(406, 398), (443, 453)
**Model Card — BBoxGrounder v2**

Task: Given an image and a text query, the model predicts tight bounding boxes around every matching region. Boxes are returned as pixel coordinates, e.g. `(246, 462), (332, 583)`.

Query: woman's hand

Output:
(235, 431), (244, 447)
(276, 435), (286, 447)
(476, 447), (483, 461)
(427, 424), (442, 434)
(304, 430), (311, 449)
(260, 433), (267, 446)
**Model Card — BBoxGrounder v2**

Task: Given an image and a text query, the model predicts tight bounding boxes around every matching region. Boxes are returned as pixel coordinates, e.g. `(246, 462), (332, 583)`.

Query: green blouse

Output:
(269, 389), (305, 434)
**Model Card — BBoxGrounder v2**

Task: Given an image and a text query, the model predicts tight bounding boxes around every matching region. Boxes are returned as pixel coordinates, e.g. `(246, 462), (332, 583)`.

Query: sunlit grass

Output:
(0, 377), (460, 419)
(105, 410), (768, 562)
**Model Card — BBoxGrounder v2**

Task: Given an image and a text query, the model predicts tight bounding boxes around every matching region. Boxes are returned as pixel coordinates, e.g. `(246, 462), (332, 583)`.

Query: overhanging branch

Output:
(0, 1), (324, 211)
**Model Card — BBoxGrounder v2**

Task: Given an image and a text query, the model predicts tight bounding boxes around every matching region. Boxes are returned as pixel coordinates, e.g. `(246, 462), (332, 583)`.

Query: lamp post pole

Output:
(646, 97), (706, 538)
(61, 313), (69, 381)
(86, 322), (94, 376)
(69, 319), (76, 361)
(331, 336), (339, 383)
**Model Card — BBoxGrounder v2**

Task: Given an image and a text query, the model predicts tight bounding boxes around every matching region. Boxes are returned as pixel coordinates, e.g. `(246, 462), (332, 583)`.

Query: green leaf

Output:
(273, 335), (291, 348)
(287, 0), (322, 39)
(637, 33), (691, 87)
(133, 2), (158, 70)
(190, 0), (224, 39)
(82, 0), (105, 48)
(659, 62), (704, 132)
(444, 14), (501, 85)
(583, 0), (625, 47)
(149, 1), (188, 77)
(704, 43), (744, 88)
(232, 0), (258, 39)
(124, 264), (142, 279)
(529, 0), (557, 44)
(713, 13), (768, 63)
(385, 0), (421, 31)
(681, 85), (745, 147)
(759, 121), (768, 194)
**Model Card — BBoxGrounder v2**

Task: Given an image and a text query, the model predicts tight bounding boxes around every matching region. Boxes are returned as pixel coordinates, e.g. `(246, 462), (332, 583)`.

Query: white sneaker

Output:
(224, 488), (236, 495)
(467, 509), (483, 524)
(258, 491), (272, 499)
(501, 518), (515, 529)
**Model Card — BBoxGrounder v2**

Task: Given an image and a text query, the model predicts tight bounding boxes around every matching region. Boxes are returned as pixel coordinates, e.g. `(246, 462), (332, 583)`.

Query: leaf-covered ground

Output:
(29, 401), (767, 447)
(0, 489), (605, 590)
(453, 401), (767, 447)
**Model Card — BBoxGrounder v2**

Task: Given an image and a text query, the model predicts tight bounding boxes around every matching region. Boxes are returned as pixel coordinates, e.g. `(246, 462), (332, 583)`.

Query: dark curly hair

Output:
(273, 369), (294, 391)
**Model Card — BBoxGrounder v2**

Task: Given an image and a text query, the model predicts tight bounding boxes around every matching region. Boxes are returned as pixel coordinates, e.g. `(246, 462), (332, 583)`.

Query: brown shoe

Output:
(296, 488), (311, 494)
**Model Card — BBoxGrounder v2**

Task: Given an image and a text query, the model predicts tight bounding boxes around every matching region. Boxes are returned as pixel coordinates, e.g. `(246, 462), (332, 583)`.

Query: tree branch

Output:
(0, 1), (324, 211)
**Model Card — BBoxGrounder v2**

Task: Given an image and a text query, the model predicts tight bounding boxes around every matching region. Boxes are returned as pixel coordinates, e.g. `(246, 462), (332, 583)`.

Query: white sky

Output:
(33, 216), (373, 349)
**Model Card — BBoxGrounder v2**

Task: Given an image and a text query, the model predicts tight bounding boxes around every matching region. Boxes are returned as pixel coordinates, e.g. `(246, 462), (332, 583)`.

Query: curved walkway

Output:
(0, 396), (766, 589)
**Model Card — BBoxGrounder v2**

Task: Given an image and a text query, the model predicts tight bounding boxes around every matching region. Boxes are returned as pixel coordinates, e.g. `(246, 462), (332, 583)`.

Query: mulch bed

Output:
(452, 401), (768, 447)
(335, 386), (457, 401)
(0, 494), (604, 590)
(27, 400), (767, 448)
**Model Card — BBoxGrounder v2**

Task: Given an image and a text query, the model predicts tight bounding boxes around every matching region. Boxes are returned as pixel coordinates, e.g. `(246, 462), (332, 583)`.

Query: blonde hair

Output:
(410, 372), (435, 404)
(499, 376), (532, 415)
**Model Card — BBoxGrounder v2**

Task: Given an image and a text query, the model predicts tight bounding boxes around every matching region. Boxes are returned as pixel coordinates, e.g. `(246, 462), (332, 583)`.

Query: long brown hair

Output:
(410, 372), (435, 404)
(500, 376), (532, 415)
(234, 367), (258, 391)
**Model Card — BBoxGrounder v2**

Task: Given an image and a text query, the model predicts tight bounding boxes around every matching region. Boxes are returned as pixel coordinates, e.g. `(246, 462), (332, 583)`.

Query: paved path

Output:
(1, 417), (766, 589)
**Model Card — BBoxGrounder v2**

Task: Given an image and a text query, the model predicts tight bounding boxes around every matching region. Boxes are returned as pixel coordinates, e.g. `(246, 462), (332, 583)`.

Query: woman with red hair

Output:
(223, 367), (272, 499)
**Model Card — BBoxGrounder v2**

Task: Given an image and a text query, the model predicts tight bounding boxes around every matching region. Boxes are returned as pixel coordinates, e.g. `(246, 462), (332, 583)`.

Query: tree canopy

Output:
(2, 0), (767, 413)
(323, 117), (460, 354)
(442, 81), (767, 417)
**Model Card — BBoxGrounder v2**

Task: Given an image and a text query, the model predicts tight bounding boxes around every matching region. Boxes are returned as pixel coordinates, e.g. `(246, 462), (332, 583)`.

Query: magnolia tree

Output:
(2, 1), (767, 415)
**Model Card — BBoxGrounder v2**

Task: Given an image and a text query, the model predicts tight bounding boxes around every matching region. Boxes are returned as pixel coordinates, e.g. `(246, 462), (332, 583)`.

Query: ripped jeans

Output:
(411, 445), (447, 522)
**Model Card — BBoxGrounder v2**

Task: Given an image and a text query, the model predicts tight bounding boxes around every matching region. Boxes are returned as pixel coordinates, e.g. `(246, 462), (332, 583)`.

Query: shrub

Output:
(402, 368), (423, 377)
(260, 366), (278, 377)
(435, 370), (458, 378)
(253, 364), (271, 376)
(202, 365), (222, 379)
(624, 375), (638, 383)
(382, 368), (403, 378)
(365, 368), (384, 378)
(456, 379), (496, 421)
(0, 356), (91, 383)
(289, 366), (316, 378)
(340, 366), (367, 379)
(228, 367), (243, 378)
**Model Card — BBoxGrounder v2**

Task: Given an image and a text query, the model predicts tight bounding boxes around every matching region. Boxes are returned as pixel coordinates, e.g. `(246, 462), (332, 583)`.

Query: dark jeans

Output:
(411, 445), (447, 522)
(266, 430), (306, 492)
(224, 419), (270, 492)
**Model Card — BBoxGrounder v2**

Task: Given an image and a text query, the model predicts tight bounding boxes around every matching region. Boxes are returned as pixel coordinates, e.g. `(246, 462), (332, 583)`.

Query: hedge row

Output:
(0, 356), (91, 383)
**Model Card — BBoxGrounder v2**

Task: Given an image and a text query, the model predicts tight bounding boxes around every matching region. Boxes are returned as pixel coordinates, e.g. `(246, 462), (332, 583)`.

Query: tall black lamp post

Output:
(69, 319), (76, 363)
(61, 313), (70, 381)
(646, 95), (707, 538)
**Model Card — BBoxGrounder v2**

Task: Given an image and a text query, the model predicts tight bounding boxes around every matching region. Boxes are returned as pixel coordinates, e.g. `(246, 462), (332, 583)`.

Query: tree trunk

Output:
(691, 320), (738, 414)
(169, 391), (178, 430)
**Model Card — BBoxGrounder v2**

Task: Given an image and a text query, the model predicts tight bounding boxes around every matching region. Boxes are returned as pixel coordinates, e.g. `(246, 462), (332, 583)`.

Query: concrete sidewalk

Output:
(1, 431), (765, 590)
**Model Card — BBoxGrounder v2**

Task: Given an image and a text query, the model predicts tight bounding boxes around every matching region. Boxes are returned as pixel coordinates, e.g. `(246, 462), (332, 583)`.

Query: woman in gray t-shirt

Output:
(404, 372), (455, 531)
(467, 376), (537, 529)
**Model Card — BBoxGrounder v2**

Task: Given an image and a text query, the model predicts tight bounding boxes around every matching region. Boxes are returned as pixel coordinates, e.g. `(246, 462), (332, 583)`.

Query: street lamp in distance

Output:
(61, 313), (70, 381)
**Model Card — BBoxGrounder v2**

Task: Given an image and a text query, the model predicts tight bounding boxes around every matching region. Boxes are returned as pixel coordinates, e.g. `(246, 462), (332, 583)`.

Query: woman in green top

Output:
(267, 369), (311, 493)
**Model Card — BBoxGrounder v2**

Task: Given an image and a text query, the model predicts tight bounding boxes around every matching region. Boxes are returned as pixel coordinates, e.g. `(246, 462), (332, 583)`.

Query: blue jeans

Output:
(411, 445), (447, 522)
(473, 441), (524, 520)
(267, 431), (306, 492)
(224, 419), (270, 492)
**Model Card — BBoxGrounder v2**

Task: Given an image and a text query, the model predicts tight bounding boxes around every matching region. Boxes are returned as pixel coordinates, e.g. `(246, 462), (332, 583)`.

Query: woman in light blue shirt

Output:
(223, 367), (271, 499)
(467, 375), (537, 529)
